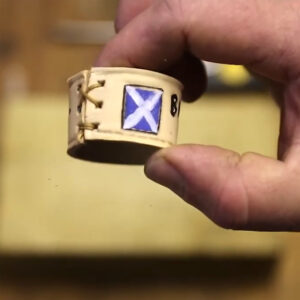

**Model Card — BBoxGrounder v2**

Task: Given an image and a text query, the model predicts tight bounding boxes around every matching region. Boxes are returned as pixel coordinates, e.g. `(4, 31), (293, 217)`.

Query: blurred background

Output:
(0, 1), (299, 299)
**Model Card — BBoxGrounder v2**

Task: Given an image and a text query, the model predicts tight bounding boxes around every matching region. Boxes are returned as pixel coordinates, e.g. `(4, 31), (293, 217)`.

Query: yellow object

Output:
(219, 65), (251, 86)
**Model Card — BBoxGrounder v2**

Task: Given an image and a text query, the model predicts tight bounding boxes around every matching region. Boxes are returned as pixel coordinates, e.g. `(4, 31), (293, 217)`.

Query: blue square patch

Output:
(123, 85), (163, 134)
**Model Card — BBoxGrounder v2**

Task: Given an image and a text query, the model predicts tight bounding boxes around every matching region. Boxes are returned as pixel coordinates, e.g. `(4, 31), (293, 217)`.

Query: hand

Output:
(98, 0), (300, 231)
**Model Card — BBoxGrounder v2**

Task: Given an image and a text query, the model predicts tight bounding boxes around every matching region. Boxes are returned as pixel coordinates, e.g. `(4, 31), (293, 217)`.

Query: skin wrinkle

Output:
(197, 7), (258, 64)
(136, 1), (185, 70)
(114, 0), (154, 32)
(273, 5), (299, 82)
(160, 148), (212, 211)
(248, 0), (297, 82)
(155, 150), (189, 202)
(230, 3), (274, 72)
(246, 1), (278, 75)
(163, 147), (250, 229)
(161, 0), (174, 13)
(277, 1), (300, 82)
(212, 152), (250, 230)
(238, 155), (288, 231)
(181, 0), (212, 58)
(155, 0), (186, 51)
(215, 171), (249, 230)
(164, 0), (188, 49)
(179, 0), (200, 54)
(236, 153), (274, 229)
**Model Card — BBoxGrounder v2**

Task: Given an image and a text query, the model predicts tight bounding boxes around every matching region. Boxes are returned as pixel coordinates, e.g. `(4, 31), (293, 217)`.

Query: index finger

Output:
(98, 0), (299, 83)
(115, 0), (155, 32)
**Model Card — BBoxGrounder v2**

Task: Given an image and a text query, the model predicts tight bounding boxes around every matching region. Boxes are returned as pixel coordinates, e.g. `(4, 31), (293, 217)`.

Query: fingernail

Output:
(144, 151), (185, 196)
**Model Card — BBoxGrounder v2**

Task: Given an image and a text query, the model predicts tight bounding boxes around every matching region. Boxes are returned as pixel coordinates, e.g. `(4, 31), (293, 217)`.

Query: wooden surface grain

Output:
(0, 93), (281, 257)
(0, 93), (299, 300)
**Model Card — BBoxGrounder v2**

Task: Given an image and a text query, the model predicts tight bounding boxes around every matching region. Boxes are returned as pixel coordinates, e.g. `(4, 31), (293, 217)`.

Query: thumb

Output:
(145, 145), (300, 231)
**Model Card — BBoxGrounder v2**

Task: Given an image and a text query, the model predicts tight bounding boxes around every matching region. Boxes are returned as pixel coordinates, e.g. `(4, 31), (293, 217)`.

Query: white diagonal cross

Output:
(123, 86), (162, 132)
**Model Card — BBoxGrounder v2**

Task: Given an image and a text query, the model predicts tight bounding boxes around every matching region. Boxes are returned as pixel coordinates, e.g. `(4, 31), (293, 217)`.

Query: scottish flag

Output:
(123, 85), (163, 134)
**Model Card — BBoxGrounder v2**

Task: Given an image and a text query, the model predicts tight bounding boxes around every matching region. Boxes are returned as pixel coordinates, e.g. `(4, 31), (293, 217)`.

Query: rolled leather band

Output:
(67, 67), (183, 164)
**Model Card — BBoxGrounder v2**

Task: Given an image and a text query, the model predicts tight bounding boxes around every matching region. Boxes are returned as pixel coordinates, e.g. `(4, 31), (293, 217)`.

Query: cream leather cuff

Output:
(67, 67), (183, 164)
